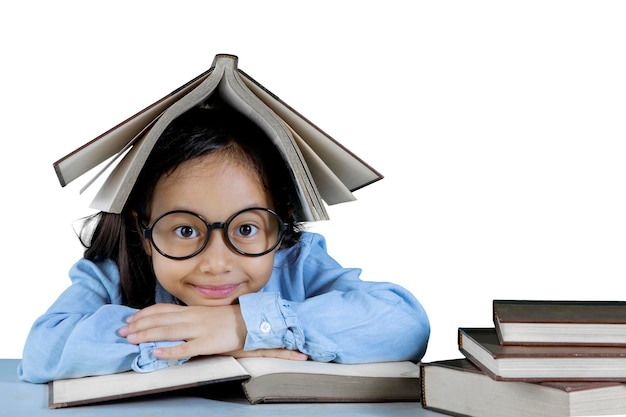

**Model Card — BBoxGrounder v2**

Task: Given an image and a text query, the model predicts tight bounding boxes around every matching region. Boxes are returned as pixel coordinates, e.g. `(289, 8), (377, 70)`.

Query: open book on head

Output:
(53, 53), (383, 222)
(48, 356), (420, 408)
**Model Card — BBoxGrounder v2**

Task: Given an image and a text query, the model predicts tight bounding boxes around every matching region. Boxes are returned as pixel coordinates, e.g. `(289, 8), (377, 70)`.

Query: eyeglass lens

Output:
(149, 208), (283, 258)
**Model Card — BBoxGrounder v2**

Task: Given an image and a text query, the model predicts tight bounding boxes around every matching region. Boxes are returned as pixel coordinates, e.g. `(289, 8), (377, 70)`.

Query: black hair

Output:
(81, 105), (301, 308)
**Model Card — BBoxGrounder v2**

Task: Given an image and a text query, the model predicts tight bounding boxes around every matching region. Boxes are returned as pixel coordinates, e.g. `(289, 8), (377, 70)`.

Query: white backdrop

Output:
(2, 1), (625, 363)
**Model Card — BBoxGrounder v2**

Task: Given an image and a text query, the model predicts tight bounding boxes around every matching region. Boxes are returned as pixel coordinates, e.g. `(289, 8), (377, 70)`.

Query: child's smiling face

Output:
(143, 152), (277, 306)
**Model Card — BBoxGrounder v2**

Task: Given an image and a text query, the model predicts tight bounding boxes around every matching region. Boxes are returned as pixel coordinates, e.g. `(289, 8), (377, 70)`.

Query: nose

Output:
(197, 228), (234, 274)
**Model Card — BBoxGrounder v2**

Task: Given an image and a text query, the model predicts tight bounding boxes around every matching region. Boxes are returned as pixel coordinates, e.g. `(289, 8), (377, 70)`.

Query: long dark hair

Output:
(81, 106), (301, 308)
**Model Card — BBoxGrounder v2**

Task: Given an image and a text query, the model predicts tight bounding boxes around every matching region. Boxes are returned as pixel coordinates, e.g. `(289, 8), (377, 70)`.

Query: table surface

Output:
(1, 359), (446, 417)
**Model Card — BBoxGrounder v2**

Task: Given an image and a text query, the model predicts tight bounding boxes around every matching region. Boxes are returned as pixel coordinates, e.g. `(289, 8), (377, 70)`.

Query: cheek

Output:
(243, 255), (275, 290)
(151, 257), (188, 291)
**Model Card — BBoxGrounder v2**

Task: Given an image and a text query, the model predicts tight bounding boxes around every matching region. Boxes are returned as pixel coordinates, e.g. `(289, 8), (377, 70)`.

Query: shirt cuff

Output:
(239, 292), (304, 352)
(131, 341), (189, 373)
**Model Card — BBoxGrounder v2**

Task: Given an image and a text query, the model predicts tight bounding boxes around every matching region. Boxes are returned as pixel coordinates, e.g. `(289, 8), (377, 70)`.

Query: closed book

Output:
(458, 327), (626, 381)
(420, 358), (626, 417)
(493, 299), (626, 346)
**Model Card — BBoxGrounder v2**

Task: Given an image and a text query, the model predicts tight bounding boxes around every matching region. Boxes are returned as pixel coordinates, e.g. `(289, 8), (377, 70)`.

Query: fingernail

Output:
(118, 326), (129, 336)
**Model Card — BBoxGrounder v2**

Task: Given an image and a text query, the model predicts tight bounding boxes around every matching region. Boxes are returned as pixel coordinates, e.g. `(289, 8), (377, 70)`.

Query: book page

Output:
(50, 356), (249, 408)
(238, 357), (419, 379)
(89, 61), (225, 213)
(217, 59), (328, 221)
(240, 73), (382, 192)
(287, 125), (355, 205)
(54, 71), (210, 187)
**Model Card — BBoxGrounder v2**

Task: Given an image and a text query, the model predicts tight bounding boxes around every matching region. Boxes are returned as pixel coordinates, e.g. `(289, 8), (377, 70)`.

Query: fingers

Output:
(126, 303), (184, 323)
(152, 342), (192, 360)
(227, 348), (308, 361)
(154, 346), (308, 361)
(118, 304), (189, 343)
(124, 325), (183, 345)
(118, 304), (246, 359)
(270, 349), (308, 361)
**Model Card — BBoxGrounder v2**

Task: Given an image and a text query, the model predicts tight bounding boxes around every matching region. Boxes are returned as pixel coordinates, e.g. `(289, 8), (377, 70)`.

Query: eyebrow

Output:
(150, 204), (275, 222)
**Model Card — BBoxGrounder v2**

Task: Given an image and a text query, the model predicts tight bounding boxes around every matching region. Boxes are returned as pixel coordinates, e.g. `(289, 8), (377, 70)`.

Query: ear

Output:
(132, 210), (152, 257)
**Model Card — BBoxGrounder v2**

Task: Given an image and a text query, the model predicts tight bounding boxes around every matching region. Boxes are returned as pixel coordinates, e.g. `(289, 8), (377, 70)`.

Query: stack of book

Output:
(420, 300), (626, 417)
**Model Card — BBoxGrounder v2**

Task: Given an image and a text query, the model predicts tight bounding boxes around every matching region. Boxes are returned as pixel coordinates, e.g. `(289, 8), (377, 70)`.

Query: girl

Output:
(18, 106), (430, 383)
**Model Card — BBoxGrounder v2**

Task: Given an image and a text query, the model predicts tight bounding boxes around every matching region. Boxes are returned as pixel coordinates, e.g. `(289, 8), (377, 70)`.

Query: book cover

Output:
(493, 299), (626, 346)
(421, 358), (626, 417)
(52, 54), (383, 222)
(458, 327), (626, 381)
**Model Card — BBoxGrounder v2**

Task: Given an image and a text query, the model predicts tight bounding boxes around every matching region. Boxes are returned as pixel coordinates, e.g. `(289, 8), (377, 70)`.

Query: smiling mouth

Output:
(192, 283), (241, 298)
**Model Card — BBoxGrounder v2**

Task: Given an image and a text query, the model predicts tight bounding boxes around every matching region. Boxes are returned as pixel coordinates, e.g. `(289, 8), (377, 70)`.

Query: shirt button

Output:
(260, 321), (272, 334)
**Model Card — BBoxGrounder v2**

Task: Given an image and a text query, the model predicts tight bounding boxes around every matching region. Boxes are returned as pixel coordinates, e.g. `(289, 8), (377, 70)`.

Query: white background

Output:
(2, 1), (625, 363)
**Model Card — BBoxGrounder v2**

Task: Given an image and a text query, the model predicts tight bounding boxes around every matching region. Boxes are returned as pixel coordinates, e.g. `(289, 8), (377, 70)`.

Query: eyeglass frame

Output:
(141, 207), (288, 260)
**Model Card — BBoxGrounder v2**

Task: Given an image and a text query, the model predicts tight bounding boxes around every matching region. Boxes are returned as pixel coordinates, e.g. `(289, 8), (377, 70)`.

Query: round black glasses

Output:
(141, 207), (287, 260)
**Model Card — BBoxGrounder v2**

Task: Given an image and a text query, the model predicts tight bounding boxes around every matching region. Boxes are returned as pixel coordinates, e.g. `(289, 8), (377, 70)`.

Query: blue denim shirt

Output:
(18, 232), (430, 383)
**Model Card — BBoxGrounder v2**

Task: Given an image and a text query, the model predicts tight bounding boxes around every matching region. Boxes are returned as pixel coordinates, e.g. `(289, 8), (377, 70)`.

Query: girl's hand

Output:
(118, 303), (247, 360)
(224, 348), (308, 361)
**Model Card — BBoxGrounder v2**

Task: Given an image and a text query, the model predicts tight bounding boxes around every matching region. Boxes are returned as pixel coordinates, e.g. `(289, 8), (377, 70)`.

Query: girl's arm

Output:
(18, 259), (182, 383)
(238, 232), (430, 364)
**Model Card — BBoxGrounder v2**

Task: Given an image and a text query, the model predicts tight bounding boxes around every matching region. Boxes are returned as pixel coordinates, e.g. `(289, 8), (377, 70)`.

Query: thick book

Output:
(458, 327), (626, 382)
(52, 53), (382, 222)
(420, 358), (626, 417)
(493, 299), (626, 346)
(48, 356), (420, 409)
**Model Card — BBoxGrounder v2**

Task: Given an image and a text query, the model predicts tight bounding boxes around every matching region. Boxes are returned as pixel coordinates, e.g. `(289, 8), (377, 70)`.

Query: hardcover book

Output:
(53, 54), (382, 222)
(458, 327), (626, 381)
(48, 356), (420, 409)
(493, 299), (626, 346)
(421, 358), (626, 417)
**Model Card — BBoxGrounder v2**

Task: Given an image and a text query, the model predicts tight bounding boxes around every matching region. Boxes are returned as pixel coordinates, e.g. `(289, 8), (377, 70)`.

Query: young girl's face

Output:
(143, 152), (277, 307)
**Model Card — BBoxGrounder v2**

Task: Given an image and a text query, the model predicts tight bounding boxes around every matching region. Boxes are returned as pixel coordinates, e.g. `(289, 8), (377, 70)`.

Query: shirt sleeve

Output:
(238, 232), (430, 364)
(17, 259), (184, 383)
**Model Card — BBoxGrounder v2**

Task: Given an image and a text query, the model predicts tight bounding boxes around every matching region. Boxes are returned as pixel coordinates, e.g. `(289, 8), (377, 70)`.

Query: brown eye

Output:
(175, 225), (199, 239)
(235, 224), (256, 237)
